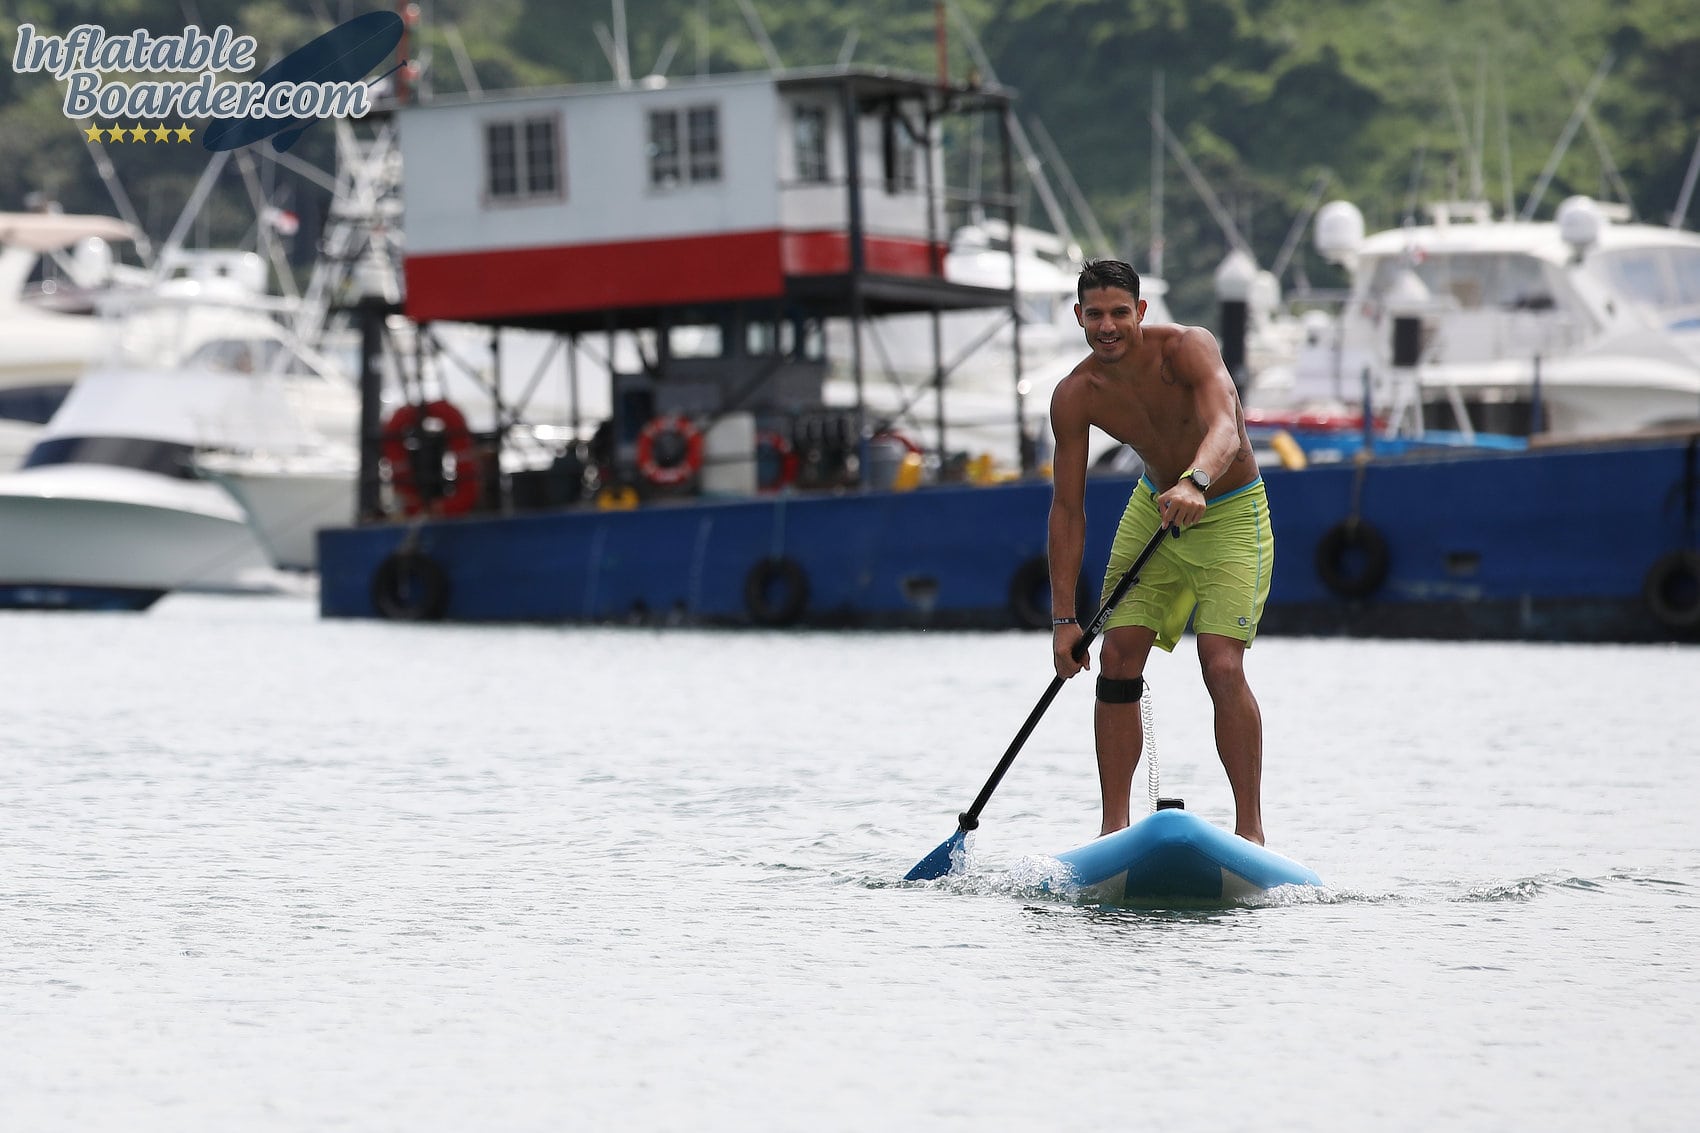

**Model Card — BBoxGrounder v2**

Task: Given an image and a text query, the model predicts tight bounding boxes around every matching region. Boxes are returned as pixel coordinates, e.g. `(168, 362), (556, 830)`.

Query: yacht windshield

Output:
(1597, 247), (1700, 320)
(180, 338), (300, 374)
(1365, 253), (1555, 311)
(23, 436), (200, 479)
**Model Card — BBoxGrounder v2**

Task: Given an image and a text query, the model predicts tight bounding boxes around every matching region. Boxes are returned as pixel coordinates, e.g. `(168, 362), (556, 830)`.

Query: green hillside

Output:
(3, 0), (1697, 318)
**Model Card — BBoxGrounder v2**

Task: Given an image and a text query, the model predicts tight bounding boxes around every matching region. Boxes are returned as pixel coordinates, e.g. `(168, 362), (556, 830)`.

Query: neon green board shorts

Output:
(1100, 477), (1274, 651)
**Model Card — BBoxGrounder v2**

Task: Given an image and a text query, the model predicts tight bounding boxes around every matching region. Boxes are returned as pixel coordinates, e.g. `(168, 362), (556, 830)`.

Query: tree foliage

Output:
(2, 0), (1696, 317)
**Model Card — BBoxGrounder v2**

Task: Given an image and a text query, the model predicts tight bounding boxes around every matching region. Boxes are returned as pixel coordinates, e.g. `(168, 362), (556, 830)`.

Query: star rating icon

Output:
(82, 123), (196, 143)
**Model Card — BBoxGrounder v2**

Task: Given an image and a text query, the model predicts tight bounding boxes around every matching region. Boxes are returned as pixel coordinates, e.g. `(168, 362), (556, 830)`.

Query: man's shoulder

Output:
(1147, 322), (1210, 348)
(1049, 355), (1100, 418)
(1054, 354), (1102, 392)
(1149, 323), (1224, 373)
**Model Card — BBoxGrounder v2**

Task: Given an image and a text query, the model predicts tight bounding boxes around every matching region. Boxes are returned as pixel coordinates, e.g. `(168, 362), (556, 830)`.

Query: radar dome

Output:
(1315, 201), (1365, 264)
(1556, 196), (1604, 251)
(1213, 248), (1257, 302)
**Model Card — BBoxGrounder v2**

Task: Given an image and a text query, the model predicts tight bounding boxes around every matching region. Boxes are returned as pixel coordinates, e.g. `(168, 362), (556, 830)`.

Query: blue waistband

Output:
(1140, 475), (1264, 504)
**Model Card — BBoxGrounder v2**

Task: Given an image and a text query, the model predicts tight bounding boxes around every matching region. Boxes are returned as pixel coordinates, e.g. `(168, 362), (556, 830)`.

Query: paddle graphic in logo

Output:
(203, 12), (404, 153)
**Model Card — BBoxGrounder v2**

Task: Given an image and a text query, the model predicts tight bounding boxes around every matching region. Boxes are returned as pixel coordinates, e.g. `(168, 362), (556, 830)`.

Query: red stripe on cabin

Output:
(781, 231), (946, 276)
(405, 230), (948, 323)
(404, 230), (786, 323)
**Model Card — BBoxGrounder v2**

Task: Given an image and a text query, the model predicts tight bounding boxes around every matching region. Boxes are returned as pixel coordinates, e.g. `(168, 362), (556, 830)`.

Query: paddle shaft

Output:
(955, 524), (1176, 831)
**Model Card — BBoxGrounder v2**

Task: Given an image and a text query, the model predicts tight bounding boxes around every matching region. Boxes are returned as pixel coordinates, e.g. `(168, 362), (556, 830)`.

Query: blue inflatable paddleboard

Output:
(1051, 807), (1322, 904)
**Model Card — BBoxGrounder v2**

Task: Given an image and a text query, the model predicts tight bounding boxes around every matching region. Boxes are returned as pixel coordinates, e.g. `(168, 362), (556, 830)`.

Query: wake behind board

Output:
(1051, 806), (1322, 905)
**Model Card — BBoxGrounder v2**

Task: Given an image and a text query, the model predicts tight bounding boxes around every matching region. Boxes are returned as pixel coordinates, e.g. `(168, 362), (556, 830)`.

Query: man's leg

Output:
(1095, 625), (1158, 836)
(1196, 632), (1264, 844)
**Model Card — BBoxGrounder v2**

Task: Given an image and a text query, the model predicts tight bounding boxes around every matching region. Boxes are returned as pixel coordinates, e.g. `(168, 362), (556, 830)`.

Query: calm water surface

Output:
(3, 594), (1696, 1131)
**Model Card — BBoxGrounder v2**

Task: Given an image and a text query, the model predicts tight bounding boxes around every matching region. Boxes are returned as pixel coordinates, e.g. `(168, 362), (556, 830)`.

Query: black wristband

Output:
(1051, 617), (1078, 626)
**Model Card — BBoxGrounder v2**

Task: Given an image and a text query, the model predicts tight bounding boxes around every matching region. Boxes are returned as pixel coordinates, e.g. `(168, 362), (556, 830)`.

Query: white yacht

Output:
(0, 211), (145, 469)
(1252, 196), (1700, 438)
(830, 220), (1173, 388)
(0, 285), (359, 610)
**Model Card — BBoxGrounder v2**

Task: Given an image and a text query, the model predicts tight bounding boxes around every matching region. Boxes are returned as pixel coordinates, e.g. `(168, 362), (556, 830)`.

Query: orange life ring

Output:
(636, 415), (704, 487)
(756, 430), (800, 491)
(382, 399), (481, 516)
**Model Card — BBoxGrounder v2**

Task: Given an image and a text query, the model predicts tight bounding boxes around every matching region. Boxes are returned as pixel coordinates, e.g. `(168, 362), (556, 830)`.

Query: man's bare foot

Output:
(1236, 828), (1265, 846)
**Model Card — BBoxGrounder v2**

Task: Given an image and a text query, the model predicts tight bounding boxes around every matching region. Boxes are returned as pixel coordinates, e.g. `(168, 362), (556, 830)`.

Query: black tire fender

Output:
(1314, 520), (1391, 600)
(1007, 556), (1093, 630)
(1007, 556), (1052, 630)
(371, 549), (451, 621)
(744, 556), (809, 627)
(1643, 550), (1700, 629)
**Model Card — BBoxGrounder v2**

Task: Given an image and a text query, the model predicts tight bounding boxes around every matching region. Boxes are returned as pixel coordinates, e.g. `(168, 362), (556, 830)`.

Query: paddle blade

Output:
(905, 829), (968, 881)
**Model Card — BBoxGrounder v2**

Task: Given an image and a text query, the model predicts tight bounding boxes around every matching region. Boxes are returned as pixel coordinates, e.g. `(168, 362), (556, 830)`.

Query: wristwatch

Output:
(1180, 467), (1211, 491)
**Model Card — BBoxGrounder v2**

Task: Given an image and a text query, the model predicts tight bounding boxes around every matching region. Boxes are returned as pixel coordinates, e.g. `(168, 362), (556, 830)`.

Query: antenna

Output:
(696, 0), (708, 76)
(1151, 110), (1250, 255)
(1557, 67), (1634, 214)
(1440, 62), (1480, 201)
(1473, 51), (1488, 204)
(613, 0), (631, 85)
(734, 0), (784, 71)
(649, 34), (681, 79)
(1671, 134), (1700, 229)
(1151, 71), (1164, 277)
(1027, 116), (1113, 258)
(943, 0), (1081, 250)
(444, 24), (482, 96)
(150, 150), (232, 284)
(1520, 51), (1614, 221)
(1270, 171), (1332, 282)
(593, 26), (625, 85)
(80, 140), (155, 266)
(594, 1), (633, 86)
(232, 150), (300, 302)
(1496, 65), (1515, 219)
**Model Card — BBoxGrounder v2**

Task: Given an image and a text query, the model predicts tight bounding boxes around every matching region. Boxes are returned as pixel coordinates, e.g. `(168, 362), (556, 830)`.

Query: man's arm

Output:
(1047, 374), (1091, 678)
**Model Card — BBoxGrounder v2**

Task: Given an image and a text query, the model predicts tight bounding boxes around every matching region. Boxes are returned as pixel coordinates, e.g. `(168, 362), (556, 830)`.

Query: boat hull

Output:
(0, 465), (279, 609)
(0, 583), (163, 611)
(316, 429), (1700, 642)
(1052, 808), (1322, 905)
(200, 455), (357, 572)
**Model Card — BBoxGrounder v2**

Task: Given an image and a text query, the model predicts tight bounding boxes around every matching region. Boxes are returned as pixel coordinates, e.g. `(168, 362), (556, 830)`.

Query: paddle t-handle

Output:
(904, 524), (1179, 880)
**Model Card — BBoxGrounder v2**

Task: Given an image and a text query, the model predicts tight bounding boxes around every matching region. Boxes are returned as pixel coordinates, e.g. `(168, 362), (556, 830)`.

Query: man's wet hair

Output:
(1077, 259), (1142, 305)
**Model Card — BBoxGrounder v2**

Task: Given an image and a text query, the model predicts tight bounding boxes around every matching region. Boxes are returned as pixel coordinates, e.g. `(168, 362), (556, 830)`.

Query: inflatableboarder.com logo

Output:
(9, 12), (405, 152)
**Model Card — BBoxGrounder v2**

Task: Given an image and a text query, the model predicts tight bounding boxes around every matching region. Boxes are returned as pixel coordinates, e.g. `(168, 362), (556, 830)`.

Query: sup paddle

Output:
(904, 524), (1180, 881)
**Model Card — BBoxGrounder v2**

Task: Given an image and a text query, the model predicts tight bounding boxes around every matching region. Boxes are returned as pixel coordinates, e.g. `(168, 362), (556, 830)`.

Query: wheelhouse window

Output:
(793, 105), (828, 183)
(883, 111), (919, 194)
(485, 114), (562, 203)
(649, 105), (721, 189)
(688, 106), (720, 182)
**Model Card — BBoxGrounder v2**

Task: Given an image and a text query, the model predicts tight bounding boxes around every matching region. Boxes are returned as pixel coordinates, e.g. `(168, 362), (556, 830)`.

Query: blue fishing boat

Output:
(307, 63), (1700, 644)
(320, 425), (1700, 642)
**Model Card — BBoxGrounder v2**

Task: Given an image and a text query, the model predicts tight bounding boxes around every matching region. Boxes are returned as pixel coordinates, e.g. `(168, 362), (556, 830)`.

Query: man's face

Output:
(1075, 286), (1145, 362)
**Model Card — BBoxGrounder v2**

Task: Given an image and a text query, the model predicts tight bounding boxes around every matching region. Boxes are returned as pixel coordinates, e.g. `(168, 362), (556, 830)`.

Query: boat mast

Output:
(1151, 71), (1163, 279)
(1520, 52), (1613, 221)
(1671, 133), (1700, 229)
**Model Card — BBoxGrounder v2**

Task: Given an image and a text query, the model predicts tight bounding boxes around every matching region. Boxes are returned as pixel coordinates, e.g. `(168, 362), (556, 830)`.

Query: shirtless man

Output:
(1047, 259), (1273, 844)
